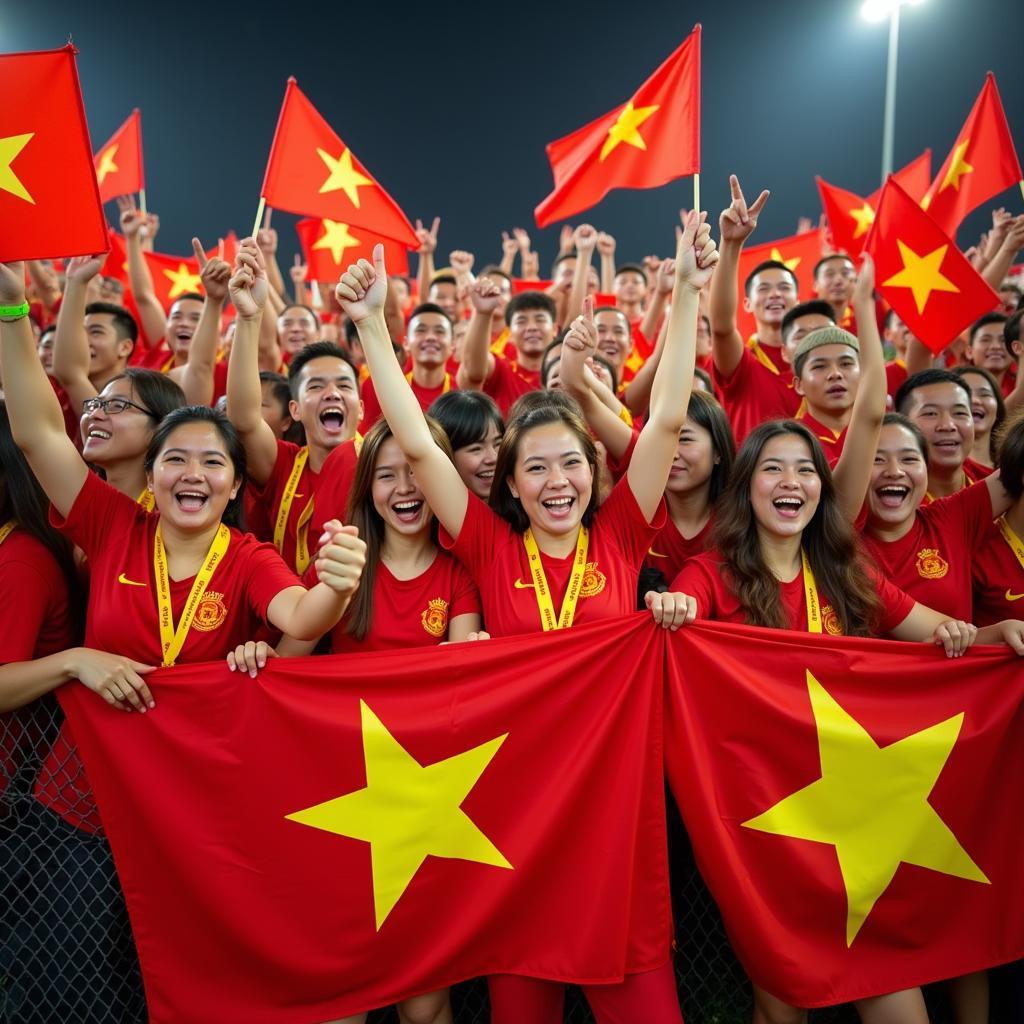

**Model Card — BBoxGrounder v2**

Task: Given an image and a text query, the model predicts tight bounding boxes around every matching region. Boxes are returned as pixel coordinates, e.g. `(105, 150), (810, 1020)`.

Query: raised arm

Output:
(628, 212), (717, 520)
(709, 175), (770, 377)
(414, 216), (439, 304)
(176, 239), (230, 406)
(337, 245), (470, 538)
(564, 224), (597, 328)
(499, 231), (518, 276)
(981, 215), (1024, 292)
(639, 253), (672, 345)
(455, 278), (500, 389)
(225, 239), (279, 485)
(52, 254), (107, 411)
(118, 197), (167, 347)
(832, 255), (886, 522)
(0, 262), (88, 517)
(597, 232), (616, 294)
(257, 225), (286, 299)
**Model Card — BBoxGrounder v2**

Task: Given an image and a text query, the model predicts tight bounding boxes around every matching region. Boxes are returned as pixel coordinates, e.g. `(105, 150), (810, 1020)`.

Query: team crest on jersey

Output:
(916, 548), (949, 580)
(421, 597), (449, 638)
(580, 561), (606, 598)
(821, 604), (842, 636)
(193, 591), (228, 632)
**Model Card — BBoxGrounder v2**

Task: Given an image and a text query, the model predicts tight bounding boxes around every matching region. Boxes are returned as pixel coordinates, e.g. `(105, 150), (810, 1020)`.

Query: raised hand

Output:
(851, 253), (876, 308)
(415, 216), (440, 255)
(573, 223), (598, 254)
(655, 256), (676, 295)
(513, 226), (531, 253)
(194, 238), (231, 302)
(0, 261), (26, 305)
(563, 295), (598, 355)
(290, 253), (308, 284)
(558, 223), (574, 254)
(719, 174), (770, 245)
(65, 254), (107, 285)
(228, 238), (268, 320)
(315, 521), (367, 595)
(117, 195), (146, 238)
(501, 231), (518, 259)
(256, 226), (278, 255)
(141, 212), (160, 247)
(596, 231), (616, 256)
(335, 243), (389, 323)
(449, 249), (475, 276)
(468, 277), (503, 315)
(674, 210), (719, 291)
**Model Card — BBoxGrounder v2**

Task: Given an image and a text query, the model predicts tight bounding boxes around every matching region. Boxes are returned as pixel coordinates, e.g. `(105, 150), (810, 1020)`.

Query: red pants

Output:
(488, 960), (683, 1024)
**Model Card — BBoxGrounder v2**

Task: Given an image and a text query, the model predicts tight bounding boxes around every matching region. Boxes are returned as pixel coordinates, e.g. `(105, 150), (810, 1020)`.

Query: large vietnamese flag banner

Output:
(59, 616), (671, 1024)
(665, 622), (1024, 1008)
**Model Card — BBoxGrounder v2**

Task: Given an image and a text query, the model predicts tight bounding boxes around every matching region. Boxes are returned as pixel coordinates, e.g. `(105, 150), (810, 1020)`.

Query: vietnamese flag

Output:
(296, 217), (410, 281)
(867, 148), (932, 207)
(865, 176), (998, 354)
(665, 622), (1024, 1007)
(93, 109), (143, 204)
(0, 45), (107, 262)
(534, 26), (700, 228)
(817, 178), (876, 258)
(59, 616), (670, 1023)
(142, 249), (207, 311)
(924, 73), (1022, 238)
(260, 79), (419, 248)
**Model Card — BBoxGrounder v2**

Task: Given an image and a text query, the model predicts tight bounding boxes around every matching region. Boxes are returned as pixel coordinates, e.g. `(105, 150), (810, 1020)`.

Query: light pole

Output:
(861, 0), (926, 185)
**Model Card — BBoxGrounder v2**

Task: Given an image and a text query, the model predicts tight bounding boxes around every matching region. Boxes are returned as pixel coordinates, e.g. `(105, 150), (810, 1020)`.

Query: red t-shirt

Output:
(971, 517), (1024, 627)
(440, 478), (665, 638)
(36, 471), (301, 833)
(671, 549), (914, 635)
(885, 360), (908, 403)
(644, 516), (713, 583)
(133, 344), (229, 403)
(713, 342), (801, 444)
(861, 481), (993, 621)
(325, 551), (480, 653)
(796, 410), (846, 467)
(359, 373), (456, 431)
(481, 356), (539, 416)
(49, 376), (83, 447)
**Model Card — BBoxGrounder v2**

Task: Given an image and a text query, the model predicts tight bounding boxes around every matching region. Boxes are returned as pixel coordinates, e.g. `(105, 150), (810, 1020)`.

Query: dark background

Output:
(12, 0), (1024, 274)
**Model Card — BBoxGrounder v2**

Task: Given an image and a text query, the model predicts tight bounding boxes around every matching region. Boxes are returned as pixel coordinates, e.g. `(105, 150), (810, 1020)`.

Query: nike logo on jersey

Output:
(647, 548), (667, 558)
(117, 573), (147, 587)
(513, 578), (535, 590)
(1006, 589), (1024, 602)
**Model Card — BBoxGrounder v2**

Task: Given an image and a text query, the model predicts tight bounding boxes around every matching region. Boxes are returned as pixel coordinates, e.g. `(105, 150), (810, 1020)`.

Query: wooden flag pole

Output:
(693, 173), (701, 217)
(139, 189), (147, 216)
(1019, 180), (1024, 203)
(251, 197), (266, 239)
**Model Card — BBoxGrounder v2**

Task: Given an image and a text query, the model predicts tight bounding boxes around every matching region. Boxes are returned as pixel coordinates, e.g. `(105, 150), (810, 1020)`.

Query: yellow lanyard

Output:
(137, 488), (156, 512)
(925, 469), (970, 504)
(273, 447), (315, 575)
(153, 522), (230, 666)
(160, 353), (175, 373)
(801, 549), (822, 634)
(997, 516), (1024, 572)
(0, 520), (16, 546)
(748, 337), (781, 376)
(522, 527), (589, 631)
(406, 370), (452, 394)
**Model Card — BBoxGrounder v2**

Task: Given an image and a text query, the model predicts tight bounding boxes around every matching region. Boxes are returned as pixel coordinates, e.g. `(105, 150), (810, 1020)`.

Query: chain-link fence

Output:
(2, 699), (1017, 1023)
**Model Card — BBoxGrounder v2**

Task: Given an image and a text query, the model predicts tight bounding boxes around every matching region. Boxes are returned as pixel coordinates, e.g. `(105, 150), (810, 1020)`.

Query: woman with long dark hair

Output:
(426, 389), (503, 501)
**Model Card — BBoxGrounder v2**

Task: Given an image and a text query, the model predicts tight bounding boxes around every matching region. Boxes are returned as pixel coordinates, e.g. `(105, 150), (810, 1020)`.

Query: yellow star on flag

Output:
(599, 102), (660, 163)
(0, 133), (36, 205)
(163, 263), (203, 300)
(286, 700), (512, 930)
(939, 138), (974, 193)
(770, 247), (801, 272)
(317, 147), (373, 207)
(849, 203), (875, 239)
(312, 219), (361, 265)
(882, 240), (960, 315)
(744, 671), (988, 946)
(96, 144), (120, 185)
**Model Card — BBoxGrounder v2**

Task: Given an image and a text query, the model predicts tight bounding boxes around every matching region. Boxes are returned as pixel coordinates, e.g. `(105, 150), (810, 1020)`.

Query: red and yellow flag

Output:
(295, 217), (410, 282)
(923, 73), (1022, 238)
(0, 46), (107, 262)
(93, 109), (143, 204)
(534, 26), (700, 228)
(260, 79), (419, 248)
(865, 176), (999, 354)
(867, 149), (932, 207)
(817, 178), (877, 258)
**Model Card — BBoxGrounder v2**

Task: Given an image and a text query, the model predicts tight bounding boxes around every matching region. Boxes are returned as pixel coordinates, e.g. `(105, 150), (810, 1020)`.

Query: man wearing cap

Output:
(793, 326), (862, 464)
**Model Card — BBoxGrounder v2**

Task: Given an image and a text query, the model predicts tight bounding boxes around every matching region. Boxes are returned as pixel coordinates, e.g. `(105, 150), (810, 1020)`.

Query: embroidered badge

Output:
(421, 597), (449, 638)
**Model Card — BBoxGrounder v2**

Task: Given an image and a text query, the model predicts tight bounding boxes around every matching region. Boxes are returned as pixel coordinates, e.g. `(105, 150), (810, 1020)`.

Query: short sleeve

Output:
(449, 560), (481, 619)
(869, 567), (917, 635)
(49, 469), (145, 559)
(439, 493), (508, 579)
(669, 554), (721, 621)
(238, 537), (304, 623)
(0, 559), (55, 662)
(595, 476), (667, 566)
(921, 481), (994, 550)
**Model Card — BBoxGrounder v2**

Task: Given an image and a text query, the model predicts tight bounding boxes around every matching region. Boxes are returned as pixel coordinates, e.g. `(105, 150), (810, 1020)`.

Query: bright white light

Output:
(861, 0), (925, 22)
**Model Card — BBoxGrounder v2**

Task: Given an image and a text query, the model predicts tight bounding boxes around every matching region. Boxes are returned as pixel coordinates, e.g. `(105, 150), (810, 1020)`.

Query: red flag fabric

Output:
(260, 79), (419, 248)
(924, 73), (1022, 238)
(817, 178), (877, 258)
(665, 622), (1024, 1007)
(59, 616), (670, 1024)
(142, 249), (205, 311)
(867, 149), (932, 207)
(865, 177), (999, 354)
(0, 46), (107, 262)
(93, 109), (143, 203)
(534, 26), (700, 228)
(296, 217), (410, 281)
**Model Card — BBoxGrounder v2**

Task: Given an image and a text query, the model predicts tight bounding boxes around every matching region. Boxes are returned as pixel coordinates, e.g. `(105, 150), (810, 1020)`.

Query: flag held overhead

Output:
(93, 108), (144, 204)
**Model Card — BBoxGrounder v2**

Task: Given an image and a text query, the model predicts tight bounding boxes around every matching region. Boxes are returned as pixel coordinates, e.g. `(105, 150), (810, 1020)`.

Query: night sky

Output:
(9, 0), (1024, 274)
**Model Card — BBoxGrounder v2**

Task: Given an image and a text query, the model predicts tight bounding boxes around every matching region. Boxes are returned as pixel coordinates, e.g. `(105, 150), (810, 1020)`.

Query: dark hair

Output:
(781, 300), (835, 340)
(614, 262), (648, 286)
(592, 305), (631, 329)
(550, 252), (574, 276)
(710, 420), (882, 636)
(259, 370), (303, 444)
(812, 254), (854, 280)
(895, 368), (972, 415)
(427, 390), (504, 452)
(490, 393), (598, 532)
(685, 390), (736, 505)
(85, 301), (138, 347)
(344, 416), (453, 641)
(693, 366), (714, 393)
(104, 368), (187, 421)
(540, 337), (564, 388)
(143, 406), (247, 528)
(505, 291), (557, 327)
(38, 323), (57, 343)
(408, 302), (453, 328)
(997, 408), (1024, 501)
(953, 364), (1007, 462)
(429, 273), (457, 289)
(880, 411), (928, 460)
(479, 265), (512, 286)
(744, 260), (799, 298)
(287, 342), (360, 400)
(169, 292), (204, 309)
(278, 303), (321, 327)
(1003, 309), (1022, 356)
(968, 312), (1007, 345)
(591, 354), (619, 392)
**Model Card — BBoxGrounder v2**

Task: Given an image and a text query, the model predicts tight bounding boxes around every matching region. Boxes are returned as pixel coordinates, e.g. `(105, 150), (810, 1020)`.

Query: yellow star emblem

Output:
(162, 263), (203, 300)
(317, 147), (373, 207)
(599, 102), (660, 162)
(882, 240), (960, 315)
(939, 138), (974, 193)
(770, 247), (801, 272)
(286, 700), (512, 930)
(96, 144), (120, 186)
(312, 219), (361, 266)
(744, 671), (988, 946)
(849, 202), (875, 239)
(0, 133), (35, 205)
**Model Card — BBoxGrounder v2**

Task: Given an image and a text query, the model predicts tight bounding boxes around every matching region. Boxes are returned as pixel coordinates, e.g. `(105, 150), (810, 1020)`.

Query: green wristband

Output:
(0, 301), (29, 320)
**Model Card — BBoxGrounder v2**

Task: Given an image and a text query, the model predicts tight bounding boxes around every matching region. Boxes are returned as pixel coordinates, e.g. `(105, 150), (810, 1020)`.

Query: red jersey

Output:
(713, 341), (801, 444)
(481, 356), (539, 416)
(644, 516), (713, 583)
(861, 481), (993, 622)
(971, 516), (1024, 626)
(326, 551), (479, 653)
(49, 375), (82, 446)
(359, 372), (456, 431)
(920, 458), (994, 506)
(885, 360), (908, 403)
(134, 344), (229, 403)
(671, 549), (914, 635)
(796, 409), (846, 467)
(440, 478), (664, 638)
(37, 471), (300, 833)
